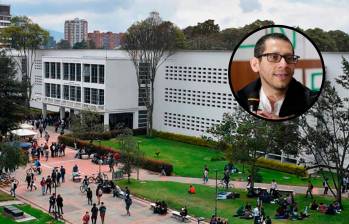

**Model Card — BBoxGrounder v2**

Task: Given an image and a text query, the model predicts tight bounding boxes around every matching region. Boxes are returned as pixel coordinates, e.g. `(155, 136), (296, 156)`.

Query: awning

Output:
(19, 123), (34, 129)
(10, 129), (37, 137)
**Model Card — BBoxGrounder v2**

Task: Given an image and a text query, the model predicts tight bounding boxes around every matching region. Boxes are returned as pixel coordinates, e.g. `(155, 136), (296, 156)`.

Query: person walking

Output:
(270, 179), (278, 197)
(46, 176), (52, 194)
(305, 180), (314, 199)
(203, 165), (209, 184)
(56, 194), (64, 215)
(40, 177), (46, 195)
(125, 194), (132, 216)
(60, 166), (66, 183)
(25, 173), (32, 190)
(82, 211), (90, 224)
(87, 187), (93, 205)
(44, 149), (49, 161)
(10, 179), (17, 197)
(323, 178), (329, 195)
(91, 203), (98, 224)
(48, 193), (56, 213)
(97, 187), (103, 205)
(99, 202), (106, 224)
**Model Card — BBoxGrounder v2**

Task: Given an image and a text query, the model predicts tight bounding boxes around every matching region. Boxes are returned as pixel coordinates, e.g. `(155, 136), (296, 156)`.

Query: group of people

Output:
(274, 194), (309, 221)
(310, 200), (341, 215)
(209, 215), (229, 224)
(48, 193), (64, 218)
(82, 202), (107, 224)
(153, 200), (168, 215)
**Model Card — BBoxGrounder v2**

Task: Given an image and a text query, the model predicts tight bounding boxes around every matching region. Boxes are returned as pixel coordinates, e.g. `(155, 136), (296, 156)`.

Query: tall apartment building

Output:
(88, 31), (122, 49)
(64, 18), (88, 47)
(0, 4), (11, 28)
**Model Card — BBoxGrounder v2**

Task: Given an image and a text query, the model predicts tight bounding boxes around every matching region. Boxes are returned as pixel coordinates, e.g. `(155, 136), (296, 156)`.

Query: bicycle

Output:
(26, 165), (41, 175)
(88, 173), (108, 184)
(80, 183), (88, 193)
(217, 180), (235, 189)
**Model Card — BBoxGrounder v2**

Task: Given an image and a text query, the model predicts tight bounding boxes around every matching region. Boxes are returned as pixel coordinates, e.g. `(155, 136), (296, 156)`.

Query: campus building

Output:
(64, 18), (88, 47)
(87, 31), (122, 49)
(0, 4), (11, 29)
(29, 49), (348, 138)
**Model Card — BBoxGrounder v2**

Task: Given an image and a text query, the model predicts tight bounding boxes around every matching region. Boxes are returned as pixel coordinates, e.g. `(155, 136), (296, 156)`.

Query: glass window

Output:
(98, 65), (104, 84)
(51, 83), (56, 98)
(70, 63), (75, 81)
(45, 62), (49, 78)
(91, 88), (98, 104)
(63, 85), (69, 100)
(56, 63), (61, 79)
(99, 89), (104, 105)
(91, 65), (98, 83)
(56, 84), (61, 98)
(51, 63), (56, 79)
(63, 63), (69, 80)
(77, 87), (81, 102)
(70, 86), (76, 101)
(83, 64), (90, 82)
(76, 64), (81, 81)
(84, 87), (90, 103)
(45, 83), (50, 97)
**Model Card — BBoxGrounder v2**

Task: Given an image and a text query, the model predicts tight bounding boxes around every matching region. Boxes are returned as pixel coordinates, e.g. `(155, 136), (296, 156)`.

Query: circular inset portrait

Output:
(229, 25), (325, 121)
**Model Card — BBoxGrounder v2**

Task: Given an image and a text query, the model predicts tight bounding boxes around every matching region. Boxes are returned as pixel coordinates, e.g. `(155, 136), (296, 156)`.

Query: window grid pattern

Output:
(138, 110), (147, 128)
(164, 88), (235, 109)
(165, 66), (228, 84)
(164, 112), (221, 133)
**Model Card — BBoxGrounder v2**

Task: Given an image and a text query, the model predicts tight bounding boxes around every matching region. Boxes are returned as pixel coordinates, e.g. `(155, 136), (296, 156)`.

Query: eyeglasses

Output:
(257, 53), (300, 64)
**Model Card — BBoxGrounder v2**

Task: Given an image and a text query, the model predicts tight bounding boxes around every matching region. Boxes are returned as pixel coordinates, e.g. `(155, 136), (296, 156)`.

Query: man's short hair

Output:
(254, 33), (294, 57)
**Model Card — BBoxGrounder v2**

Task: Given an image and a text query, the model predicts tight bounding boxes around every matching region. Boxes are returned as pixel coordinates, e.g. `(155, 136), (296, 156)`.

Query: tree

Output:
(0, 50), (27, 140)
(56, 39), (71, 49)
(123, 11), (177, 136)
(0, 142), (29, 173)
(70, 110), (104, 138)
(73, 40), (88, 49)
(207, 109), (274, 189)
(0, 16), (49, 107)
(299, 57), (349, 207)
(305, 28), (337, 51)
(117, 128), (143, 183)
(328, 30), (349, 52)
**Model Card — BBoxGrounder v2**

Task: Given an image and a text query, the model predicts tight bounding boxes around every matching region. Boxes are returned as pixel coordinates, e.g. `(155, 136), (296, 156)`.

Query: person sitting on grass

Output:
(318, 203), (328, 213)
(234, 205), (245, 217)
(326, 203), (336, 215)
(180, 206), (188, 218)
(310, 200), (319, 210)
(333, 201), (342, 213)
(188, 184), (196, 194)
(275, 205), (288, 219)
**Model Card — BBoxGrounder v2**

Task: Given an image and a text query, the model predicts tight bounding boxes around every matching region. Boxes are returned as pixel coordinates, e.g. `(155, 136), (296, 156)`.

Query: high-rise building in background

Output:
(64, 18), (88, 47)
(88, 31), (123, 49)
(0, 4), (11, 28)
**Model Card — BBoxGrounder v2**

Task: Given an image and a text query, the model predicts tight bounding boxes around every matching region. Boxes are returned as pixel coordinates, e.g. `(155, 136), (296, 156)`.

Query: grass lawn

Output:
(0, 190), (15, 202)
(102, 136), (326, 187)
(117, 179), (348, 224)
(0, 204), (63, 224)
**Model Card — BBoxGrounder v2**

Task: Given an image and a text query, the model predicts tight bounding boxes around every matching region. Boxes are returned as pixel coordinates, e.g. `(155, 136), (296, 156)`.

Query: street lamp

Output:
(214, 169), (218, 217)
(137, 140), (142, 180)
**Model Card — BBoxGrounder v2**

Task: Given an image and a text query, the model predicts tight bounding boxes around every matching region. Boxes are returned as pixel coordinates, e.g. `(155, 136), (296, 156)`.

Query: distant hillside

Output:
(47, 29), (64, 42)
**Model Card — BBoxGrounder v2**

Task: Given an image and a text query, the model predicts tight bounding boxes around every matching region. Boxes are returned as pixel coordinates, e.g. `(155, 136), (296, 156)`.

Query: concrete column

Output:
(60, 106), (65, 120)
(42, 103), (47, 119)
(104, 112), (110, 131)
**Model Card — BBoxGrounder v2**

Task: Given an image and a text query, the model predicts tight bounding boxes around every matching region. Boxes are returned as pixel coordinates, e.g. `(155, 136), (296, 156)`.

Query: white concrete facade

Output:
(28, 49), (348, 137)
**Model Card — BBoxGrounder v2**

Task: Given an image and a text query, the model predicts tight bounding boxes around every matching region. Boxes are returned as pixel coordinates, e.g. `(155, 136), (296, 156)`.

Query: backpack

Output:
(13, 183), (17, 189)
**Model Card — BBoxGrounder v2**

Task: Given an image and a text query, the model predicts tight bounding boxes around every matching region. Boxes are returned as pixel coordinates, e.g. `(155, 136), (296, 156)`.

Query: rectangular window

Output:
(45, 62), (49, 78)
(91, 88), (98, 104)
(51, 83), (56, 98)
(56, 84), (61, 99)
(70, 63), (76, 81)
(91, 65), (98, 83)
(98, 89), (104, 105)
(84, 87), (90, 103)
(63, 63), (69, 80)
(77, 87), (81, 102)
(45, 83), (50, 97)
(70, 86), (76, 101)
(63, 85), (69, 100)
(98, 65), (104, 84)
(56, 63), (61, 79)
(83, 64), (90, 82)
(50, 63), (56, 79)
(76, 64), (81, 81)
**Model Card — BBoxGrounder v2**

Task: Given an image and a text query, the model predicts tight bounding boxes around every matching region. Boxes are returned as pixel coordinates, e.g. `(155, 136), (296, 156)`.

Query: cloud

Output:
(239, 0), (262, 13)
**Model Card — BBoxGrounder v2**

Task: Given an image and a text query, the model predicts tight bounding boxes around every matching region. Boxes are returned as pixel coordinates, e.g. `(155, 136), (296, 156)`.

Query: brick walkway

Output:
(0, 126), (335, 224)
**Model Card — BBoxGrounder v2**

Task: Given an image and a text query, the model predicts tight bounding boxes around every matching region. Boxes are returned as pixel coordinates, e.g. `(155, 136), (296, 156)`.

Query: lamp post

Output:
(214, 169), (218, 217)
(137, 141), (141, 180)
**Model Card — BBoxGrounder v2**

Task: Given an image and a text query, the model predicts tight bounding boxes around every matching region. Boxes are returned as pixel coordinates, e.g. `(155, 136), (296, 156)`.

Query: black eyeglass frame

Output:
(257, 53), (300, 64)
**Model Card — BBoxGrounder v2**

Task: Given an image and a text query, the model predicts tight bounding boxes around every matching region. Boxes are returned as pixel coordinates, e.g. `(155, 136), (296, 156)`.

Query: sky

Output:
(2, 0), (349, 38)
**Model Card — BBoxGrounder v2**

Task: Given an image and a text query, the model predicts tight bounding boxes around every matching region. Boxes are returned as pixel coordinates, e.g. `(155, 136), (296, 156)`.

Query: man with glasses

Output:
(237, 33), (317, 119)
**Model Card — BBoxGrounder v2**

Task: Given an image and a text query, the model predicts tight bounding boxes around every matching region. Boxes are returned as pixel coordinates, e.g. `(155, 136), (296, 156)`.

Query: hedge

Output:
(152, 130), (214, 148)
(58, 135), (173, 175)
(71, 128), (146, 140)
(256, 157), (307, 177)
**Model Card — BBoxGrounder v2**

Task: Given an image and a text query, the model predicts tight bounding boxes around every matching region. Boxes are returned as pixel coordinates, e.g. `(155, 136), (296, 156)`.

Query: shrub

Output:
(58, 135), (173, 175)
(256, 158), (307, 177)
(69, 128), (146, 140)
(153, 130), (214, 148)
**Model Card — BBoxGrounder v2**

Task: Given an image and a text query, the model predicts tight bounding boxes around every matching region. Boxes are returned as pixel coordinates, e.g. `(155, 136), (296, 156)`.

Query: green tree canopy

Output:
(56, 39), (71, 49)
(73, 40), (88, 49)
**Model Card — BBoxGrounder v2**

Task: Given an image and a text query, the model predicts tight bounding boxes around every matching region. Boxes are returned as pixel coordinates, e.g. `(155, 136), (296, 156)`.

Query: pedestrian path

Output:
(0, 199), (24, 206)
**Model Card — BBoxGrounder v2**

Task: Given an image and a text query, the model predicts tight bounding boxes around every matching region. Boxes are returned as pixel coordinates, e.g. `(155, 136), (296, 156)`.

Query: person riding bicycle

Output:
(82, 176), (89, 190)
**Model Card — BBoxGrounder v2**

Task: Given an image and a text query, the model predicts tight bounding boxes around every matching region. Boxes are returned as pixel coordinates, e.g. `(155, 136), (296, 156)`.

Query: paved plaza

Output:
(1, 127), (329, 223)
